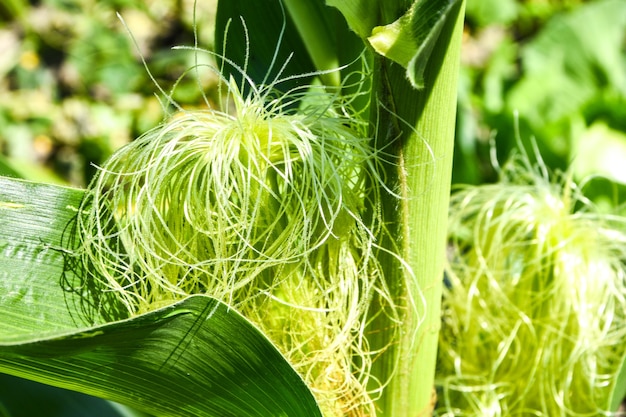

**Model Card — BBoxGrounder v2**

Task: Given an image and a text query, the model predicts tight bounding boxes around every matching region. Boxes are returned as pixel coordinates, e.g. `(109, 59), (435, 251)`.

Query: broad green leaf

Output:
(0, 178), (98, 340)
(0, 177), (322, 417)
(368, 0), (462, 89)
(215, 0), (363, 94)
(325, 0), (412, 40)
(214, 0), (316, 95)
(325, 0), (379, 39)
(281, 0), (340, 86)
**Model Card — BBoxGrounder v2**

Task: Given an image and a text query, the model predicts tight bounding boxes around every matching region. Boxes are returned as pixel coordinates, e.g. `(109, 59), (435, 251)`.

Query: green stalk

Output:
(367, 1), (465, 415)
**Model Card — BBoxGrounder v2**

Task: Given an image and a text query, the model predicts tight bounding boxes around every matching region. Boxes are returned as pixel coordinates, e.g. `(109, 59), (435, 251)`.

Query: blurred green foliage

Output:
(0, 0), (217, 186)
(456, 0), (626, 201)
(1, 0), (625, 196)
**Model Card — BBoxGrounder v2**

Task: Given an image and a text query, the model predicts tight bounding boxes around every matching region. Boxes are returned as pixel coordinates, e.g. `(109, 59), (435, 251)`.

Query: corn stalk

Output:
(364, 1), (466, 415)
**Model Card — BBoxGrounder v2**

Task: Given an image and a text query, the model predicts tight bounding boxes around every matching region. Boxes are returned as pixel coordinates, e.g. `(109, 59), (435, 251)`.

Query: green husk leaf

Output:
(215, 0), (316, 95)
(281, 0), (341, 86)
(368, 0), (461, 89)
(325, 0), (419, 41)
(0, 176), (322, 417)
(324, 0), (379, 39)
(215, 0), (364, 97)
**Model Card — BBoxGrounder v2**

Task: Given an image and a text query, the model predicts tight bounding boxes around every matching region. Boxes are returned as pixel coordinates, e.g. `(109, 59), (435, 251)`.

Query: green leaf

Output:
(368, 0), (462, 89)
(0, 178), (97, 340)
(281, 0), (341, 87)
(0, 155), (21, 179)
(214, 0), (316, 94)
(325, 0), (380, 39)
(0, 177), (322, 417)
(215, 0), (364, 93)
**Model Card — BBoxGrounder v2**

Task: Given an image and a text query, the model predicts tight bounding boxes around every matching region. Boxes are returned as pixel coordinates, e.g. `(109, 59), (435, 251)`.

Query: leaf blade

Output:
(214, 0), (316, 94)
(0, 177), (322, 417)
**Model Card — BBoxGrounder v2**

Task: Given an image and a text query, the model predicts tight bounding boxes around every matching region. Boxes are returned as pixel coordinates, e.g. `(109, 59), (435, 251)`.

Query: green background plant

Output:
(456, 0), (626, 195)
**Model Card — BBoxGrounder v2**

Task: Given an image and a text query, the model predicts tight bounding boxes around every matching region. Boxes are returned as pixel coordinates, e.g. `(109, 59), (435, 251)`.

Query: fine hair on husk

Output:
(66, 10), (406, 416)
(437, 141), (626, 416)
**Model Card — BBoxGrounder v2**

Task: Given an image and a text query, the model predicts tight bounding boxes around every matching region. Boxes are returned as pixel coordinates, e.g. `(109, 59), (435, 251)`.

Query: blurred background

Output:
(0, 0), (625, 201)
(0, 0), (219, 186)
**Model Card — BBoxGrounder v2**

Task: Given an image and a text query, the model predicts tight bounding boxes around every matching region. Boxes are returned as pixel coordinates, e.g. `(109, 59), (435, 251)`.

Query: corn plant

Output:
(0, 0), (466, 416)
